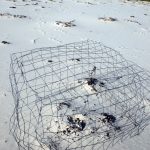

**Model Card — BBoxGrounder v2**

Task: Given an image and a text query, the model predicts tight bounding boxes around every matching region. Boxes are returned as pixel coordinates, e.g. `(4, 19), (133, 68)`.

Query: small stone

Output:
(5, 139), (8, 143)
(2, 41), (11, 44)
(130, 15), (135, 18)
(9, 6), (16, 9)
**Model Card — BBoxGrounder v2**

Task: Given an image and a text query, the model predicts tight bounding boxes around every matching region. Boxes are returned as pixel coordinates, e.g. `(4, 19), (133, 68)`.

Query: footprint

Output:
(54, 27), (67, 34)
(48, 37), (61, 43)
(35, 23), (46, 36)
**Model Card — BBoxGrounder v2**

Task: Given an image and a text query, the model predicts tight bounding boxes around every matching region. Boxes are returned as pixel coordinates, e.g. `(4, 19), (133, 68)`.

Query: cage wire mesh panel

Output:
(9, 40), (150, 150)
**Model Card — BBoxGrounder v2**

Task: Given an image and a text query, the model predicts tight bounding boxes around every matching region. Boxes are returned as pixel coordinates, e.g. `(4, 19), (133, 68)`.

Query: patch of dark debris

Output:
(100, 113), (116, 124)
(56, 115), (86, 136)
(71, 58), (80, 61)
(98, 17), (118, 22)
(99, 113), (121, 132)
(126, 19), (142, 25)
(130, 15), (135, 18)
(67, 115), (86, 131)
(48, 60), (53, 62)
(58, 102), (71, 110)
(56, 20), (76, 27)
(9, 6), (17, 9)
(1, 41), (11, 44)
(87, 78), (98, 86)
(0, 13), (29, 19)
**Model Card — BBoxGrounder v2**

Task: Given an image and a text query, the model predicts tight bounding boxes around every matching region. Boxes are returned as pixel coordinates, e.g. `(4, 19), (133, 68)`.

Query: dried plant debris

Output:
(98, 17), (118, 22)
(87, 2), (95, 5)
(9, 6), (16, 9)
(58, 102), (71, 110)
(70, 58), (80, 61)
(100, 113), (116, 124)
(48, 60), (53, 62)
(66, 115), (86, 132)
(0, 13), (28, 19)
(130, 15), (135, 18)
(86, 78), (98, 86)
(56, 20), (76, 27)
(1, 41), (11, 44)
(126, 19), (142, 25)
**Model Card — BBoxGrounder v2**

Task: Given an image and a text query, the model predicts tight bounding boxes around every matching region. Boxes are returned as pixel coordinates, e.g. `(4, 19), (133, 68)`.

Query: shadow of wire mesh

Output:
(9, 40), (150, 150)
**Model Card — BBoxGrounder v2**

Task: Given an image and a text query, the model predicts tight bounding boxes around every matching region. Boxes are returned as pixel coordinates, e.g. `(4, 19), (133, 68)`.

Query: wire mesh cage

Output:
(9, 40), (150, 150)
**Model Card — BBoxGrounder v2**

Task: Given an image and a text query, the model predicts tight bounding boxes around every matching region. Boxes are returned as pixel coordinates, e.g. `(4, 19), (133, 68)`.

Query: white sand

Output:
(0, 0), (150, 150)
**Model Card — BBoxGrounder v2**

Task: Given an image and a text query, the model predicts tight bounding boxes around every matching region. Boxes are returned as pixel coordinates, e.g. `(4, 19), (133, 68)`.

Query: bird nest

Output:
(9, 40), (150, 150)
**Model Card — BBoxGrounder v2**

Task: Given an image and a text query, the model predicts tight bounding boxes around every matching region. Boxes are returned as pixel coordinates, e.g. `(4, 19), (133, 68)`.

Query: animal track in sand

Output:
(35, 22), (47, 36)
(48, 37), (62, 44)
(134, 27), (150, 36)
(126, 19), (142, 26)
(125, 18), (150, 33)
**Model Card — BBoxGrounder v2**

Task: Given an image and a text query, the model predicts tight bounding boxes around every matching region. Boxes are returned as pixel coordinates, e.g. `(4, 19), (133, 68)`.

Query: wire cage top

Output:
(9, 40), (150, 150)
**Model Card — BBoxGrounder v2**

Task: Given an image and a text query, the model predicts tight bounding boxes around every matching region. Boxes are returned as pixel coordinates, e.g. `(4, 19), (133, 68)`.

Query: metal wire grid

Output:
(9, 40), (150, 150)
